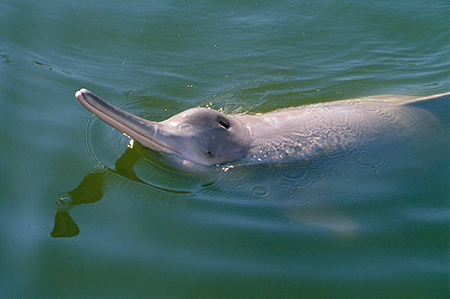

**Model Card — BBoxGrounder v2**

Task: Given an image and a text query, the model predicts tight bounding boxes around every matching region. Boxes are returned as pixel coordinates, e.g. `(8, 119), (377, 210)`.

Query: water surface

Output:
(1, 0), (449, 298)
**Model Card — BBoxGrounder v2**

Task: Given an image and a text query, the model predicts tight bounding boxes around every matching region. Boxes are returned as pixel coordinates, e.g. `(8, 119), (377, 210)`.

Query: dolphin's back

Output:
(234, 94), (448, 164)
(403, 92), (450, 125)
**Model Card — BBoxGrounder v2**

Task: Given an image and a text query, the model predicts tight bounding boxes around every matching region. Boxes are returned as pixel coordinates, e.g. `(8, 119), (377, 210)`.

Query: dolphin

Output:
(75, 89), (449, 170)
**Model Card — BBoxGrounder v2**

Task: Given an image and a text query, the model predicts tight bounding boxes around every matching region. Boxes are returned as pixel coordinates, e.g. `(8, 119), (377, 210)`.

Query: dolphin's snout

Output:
(75, 89), (83, 101)
(75, 88), (93, 105)
(75, 88), (180, 155)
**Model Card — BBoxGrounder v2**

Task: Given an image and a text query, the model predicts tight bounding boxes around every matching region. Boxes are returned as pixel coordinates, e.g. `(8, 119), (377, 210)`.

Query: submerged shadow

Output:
(51, 145), (148, 238)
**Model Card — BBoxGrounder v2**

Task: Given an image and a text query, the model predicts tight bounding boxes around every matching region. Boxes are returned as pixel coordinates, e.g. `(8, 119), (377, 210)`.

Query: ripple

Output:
(215, 167), (253, 192)
(133, 192), (144, 199)
(55, 193), (72, 208)
(436, 207), (448, 215)
(308, 180), (335, 195)
(212, 41), (223, 48)
(145, 53), (167, 65)
(258, 205), (285, 222)
(134, 158), (180, 184)
(335, 194), (380, 220)
(347, 148), (388, 171)
(77, 115), (99, 166)
(275, 164), (308, 186)
(287, 194), (321, 206)
(0, 85), (11, 96)
(287, 180), (335, 206)
(199, 175), (250, 202)
(250, 184), (271, 198)
(113, 80), (154, 96)
(0, 51), (13, 66)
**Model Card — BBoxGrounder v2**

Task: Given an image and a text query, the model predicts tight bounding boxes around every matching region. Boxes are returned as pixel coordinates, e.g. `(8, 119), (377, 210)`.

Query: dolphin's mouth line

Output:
(75, 89), (181, 155)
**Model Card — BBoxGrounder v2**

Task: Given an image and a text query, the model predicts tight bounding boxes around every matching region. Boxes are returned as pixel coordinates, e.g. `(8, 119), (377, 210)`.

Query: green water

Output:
(1, 0), (449, 298)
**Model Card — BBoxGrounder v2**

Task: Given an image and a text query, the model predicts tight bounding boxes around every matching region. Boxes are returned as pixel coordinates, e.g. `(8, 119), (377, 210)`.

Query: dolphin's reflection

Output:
(51, 145), (146, 237)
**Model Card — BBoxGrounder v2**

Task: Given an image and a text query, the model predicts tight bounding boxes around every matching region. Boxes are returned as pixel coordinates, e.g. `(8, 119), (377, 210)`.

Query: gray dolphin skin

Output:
(75, 89), (449, 169)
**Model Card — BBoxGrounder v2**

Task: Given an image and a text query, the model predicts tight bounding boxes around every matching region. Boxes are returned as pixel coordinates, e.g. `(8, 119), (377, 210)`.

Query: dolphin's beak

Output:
(75, 89), (180, 154)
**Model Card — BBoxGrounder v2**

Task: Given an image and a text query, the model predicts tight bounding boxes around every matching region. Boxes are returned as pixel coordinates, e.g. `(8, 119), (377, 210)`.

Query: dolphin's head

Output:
(75, 89), (252, 169)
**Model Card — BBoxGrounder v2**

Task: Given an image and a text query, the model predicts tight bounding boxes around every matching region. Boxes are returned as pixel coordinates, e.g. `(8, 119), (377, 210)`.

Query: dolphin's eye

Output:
(206, 150), (214, 155)
(218, 118), (230, 129)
